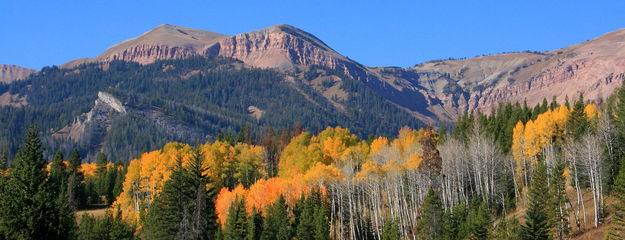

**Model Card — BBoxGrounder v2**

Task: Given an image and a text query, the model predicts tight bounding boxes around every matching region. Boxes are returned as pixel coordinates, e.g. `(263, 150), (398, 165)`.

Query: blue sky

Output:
(2, 0), (625, 70)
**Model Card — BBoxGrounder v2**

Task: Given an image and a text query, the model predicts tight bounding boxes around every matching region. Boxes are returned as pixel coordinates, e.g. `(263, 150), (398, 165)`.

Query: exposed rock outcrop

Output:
(53, 91), (127, 146)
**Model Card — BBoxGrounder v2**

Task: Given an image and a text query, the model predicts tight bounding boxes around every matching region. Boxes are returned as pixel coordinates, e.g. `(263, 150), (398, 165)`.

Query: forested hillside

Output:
(2, 79), (625, 239)
(0, 56), (423, 162)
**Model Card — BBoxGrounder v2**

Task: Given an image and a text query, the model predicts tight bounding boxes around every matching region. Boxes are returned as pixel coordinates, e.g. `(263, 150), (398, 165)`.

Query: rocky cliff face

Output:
(54, 91), (127, 147)
(0, 64), (36, 84)
(59, 24), (625, 123)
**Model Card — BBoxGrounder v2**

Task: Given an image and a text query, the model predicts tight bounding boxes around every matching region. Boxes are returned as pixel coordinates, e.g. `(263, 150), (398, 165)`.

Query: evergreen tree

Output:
(465, 202), (492, 239)
(112, 160), (125, 199)
(0, 152), (6, 170)
(0, 126), (75, 239)
(261, 196), (291, 240)
(296, 196), (315, 240)
(313, 200), (330, 240)
(77, 209), (134, 240)
(246, 208), (263, 240)
(95, 152), (109, 198)
(224, 197), (248, 240)
(67, 148), (85, 208)
(549, 158), (569, 240)
(607, 158), (625, 239)
(417, 188), (444, 240)
(492, 218), (522, 240)
(381, 218), (400, 240)
(143, 148), (217, 240)
(49, 151), (67, 191)
(566, 94), (590, 140)
(521, 160), (551, 240)
(104, 161), (118, 204)
(442, 203), (467, 240)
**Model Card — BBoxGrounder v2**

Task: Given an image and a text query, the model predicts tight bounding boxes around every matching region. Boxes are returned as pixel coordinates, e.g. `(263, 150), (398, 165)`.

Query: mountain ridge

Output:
(37, 25), (625, 122)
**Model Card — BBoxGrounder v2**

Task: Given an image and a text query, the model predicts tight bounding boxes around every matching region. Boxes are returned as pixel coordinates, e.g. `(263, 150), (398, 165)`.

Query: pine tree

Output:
(224, 196), (248, 240)
(246, 208), (263, 240)
(261, 196), (291, 240)
(417, 187), (444, 240)
(606, 158), (625, 239)
(0, 126), (75, 239)
(521, 160), (551, 240)
(381, 218), (400, 240)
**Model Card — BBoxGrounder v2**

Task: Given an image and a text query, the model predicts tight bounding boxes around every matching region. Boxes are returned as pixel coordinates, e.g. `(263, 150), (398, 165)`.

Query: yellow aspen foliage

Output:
(302, 162), (344, 184)
(114, 141), (266, 225)
(278, 132), (323, 177)
(512, 121), (526, 179)
(403, 152), (424, 171)
(279, 127), (360, 177)
(370, 137), (389, 156)
(113, 143), (191, 223)
(354, 160), (385, 181)
(584, 103), (599, 119)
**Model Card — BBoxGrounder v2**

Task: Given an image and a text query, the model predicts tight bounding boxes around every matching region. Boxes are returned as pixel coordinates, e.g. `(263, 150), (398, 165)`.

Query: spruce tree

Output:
(49, 151), (67, 191)
(296, 195), (315, 240)
(246, 208), (263, 240)
(442, 203), (467, 240)
(0, 126), (75, 239)
(566, 94), (590, 140)
(95, 152), (108, 198)
(67, 149), (85, 208)
(466, 202), (492, 239)
(381, 218), (400, 240)
(521, 160), (551, 240)
(313, 200), (330, 240)
(417, 188), (444, 240)
(0, 152), (6, 170)
(549, 158), (569, 240)
(143, 148), (217, 240)
(261, 196), (291, 240)
(112, 160), (125, 199)
(607, 158), (625, 239)
(492, 218), (522, 240)
(224, 197), (248, 240)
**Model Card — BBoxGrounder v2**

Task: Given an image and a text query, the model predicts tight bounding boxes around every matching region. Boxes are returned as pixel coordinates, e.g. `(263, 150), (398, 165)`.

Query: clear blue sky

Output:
(2, 0), (625, 70)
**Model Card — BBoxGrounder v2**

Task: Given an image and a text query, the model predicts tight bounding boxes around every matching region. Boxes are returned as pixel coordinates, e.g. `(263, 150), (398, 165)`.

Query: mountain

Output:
(400, 28), (625, 120)
(2, 24), (625, 160)
(0, 57), (422, 161)
(0, 64), (36, 84)
(60, 24), (625, 123)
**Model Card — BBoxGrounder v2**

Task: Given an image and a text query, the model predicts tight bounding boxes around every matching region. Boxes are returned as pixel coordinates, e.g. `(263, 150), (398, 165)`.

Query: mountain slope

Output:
(0, 57), (423, 161)
(59, 24), (625, 123)
(0, 64), (36, 84)
(401, 28), (625, 120)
